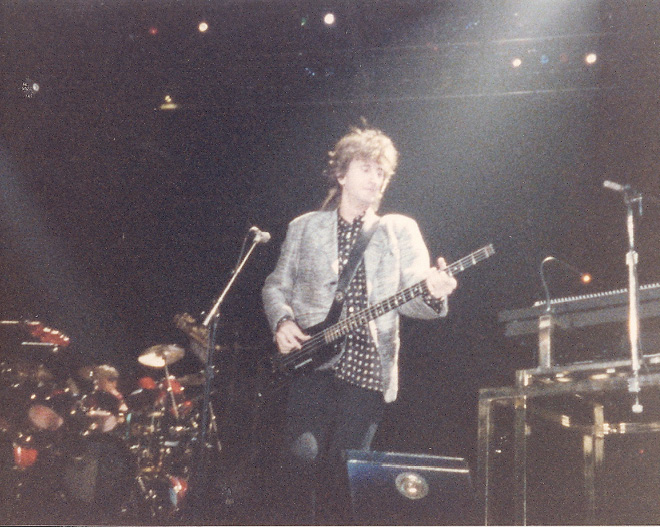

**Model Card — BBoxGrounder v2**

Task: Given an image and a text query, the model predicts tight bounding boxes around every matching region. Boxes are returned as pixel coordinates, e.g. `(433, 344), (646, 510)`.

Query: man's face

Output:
(338, 158), (387, 209)
(99, 376), (118, 393)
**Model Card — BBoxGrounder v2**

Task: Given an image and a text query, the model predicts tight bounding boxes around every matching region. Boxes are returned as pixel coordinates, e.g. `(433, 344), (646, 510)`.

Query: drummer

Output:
(84, 365), (128, 433)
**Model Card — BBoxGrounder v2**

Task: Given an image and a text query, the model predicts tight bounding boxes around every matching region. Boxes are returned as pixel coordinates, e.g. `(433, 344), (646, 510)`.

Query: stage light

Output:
(511, 57), (522, 68)
(198, 21), (209, 33)
(148, 26), (158, 36)
(159, 95), (178, 111)
(323, 12), (336, 26)
(584, 52), (597, 65)
(21, 79), (40, 98)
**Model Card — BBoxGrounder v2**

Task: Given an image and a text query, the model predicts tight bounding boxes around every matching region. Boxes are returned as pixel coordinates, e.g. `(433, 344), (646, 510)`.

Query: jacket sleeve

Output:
(262, 220), (301, 333)
(394, 216), (448, 320)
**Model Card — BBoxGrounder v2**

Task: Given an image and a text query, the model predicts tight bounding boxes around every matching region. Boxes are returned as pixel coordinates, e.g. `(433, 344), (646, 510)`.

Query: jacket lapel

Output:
(363, 208), (384, 299)
(320, 209), (339, 278)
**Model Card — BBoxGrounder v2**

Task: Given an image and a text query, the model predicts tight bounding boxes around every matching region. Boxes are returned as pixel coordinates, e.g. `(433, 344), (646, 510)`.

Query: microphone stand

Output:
(538, 257), (557, 370)
(190, 233), (264, 519)
(622, 188), (644, 413)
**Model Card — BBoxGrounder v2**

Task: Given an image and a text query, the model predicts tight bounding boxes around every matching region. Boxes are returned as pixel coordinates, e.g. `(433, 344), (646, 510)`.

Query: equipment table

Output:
(476, 355), (660, 525)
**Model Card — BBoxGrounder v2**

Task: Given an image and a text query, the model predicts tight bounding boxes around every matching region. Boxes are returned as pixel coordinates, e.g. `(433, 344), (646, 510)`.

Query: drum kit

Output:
(0, 321), (216, 523)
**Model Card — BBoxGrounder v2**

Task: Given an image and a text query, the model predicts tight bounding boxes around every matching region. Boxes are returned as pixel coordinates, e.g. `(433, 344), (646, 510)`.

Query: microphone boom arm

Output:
(203, 237), (260, 327)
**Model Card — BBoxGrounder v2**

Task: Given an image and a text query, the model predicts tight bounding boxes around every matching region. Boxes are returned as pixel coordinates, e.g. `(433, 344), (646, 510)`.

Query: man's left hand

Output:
(425, 257), (458, 299)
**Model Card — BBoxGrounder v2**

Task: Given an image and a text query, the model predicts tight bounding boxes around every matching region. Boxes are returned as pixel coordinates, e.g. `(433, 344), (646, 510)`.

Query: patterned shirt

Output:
(333, 215), (383, 392)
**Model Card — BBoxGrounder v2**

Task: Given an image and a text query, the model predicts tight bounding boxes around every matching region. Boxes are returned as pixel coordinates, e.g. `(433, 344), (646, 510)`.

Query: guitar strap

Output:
(332, 216), (380, 307)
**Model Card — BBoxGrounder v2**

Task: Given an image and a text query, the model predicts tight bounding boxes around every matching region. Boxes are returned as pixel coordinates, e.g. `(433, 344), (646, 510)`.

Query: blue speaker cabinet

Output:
(345, 450), (476, 525)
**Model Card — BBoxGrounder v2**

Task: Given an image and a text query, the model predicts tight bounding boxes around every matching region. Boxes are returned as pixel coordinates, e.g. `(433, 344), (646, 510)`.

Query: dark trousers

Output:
(278, 370), (385, 525)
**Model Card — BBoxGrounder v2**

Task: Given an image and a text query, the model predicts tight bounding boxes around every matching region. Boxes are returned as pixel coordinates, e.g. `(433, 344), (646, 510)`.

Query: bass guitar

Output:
(271, 243), (495, 375)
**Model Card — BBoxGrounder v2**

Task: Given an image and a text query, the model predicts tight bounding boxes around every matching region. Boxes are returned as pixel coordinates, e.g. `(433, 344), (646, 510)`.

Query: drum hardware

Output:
(139, 345), (185, 420)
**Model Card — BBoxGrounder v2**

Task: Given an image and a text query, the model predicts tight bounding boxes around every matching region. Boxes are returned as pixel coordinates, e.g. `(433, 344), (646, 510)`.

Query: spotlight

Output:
(21, 79), (40, 98)
(323, 12), (336, 26)
(148, 26), (158, 36)
(511, 57), (522, 68)
(159, 94), (178, 111)
(198, 21), (209, 33)
(584, 52), (597, 65)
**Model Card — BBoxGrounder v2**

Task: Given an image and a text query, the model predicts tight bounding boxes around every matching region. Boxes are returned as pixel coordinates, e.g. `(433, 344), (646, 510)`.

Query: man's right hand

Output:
(275, 319), (311, 354)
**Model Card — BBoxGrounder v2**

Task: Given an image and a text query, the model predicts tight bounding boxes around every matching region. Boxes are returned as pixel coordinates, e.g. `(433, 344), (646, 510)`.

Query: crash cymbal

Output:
(176, 372), (206, 387)
(138, 344), (184, 368)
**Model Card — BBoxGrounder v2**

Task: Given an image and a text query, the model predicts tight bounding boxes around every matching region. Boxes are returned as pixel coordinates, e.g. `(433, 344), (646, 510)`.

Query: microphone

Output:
(542, 256), (591, 284)
(540, 256), (592, 313)
(603, 180), (630, 193)
(249, 226), (271, 244)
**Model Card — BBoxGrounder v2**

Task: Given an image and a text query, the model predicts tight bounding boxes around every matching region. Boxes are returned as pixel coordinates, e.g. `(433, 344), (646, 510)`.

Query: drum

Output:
(158, 377), (196, 420)
(80, 390), (124, 434)
(0, 368), (50, 428)
(62, 435), (135, 512)
(12, 438), (39, 470)
(124, 410), (164, 471)
(158, 433), (194, 478)
(26, 386), (79, 432)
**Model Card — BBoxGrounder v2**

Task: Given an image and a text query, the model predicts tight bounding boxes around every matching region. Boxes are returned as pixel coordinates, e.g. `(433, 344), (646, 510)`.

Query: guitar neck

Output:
(322, 281), (426, 343)
(321, 244), (494, 344)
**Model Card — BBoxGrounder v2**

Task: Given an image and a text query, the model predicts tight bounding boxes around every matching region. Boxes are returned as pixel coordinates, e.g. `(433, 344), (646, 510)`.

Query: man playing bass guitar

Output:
(262, 124), (458, 524)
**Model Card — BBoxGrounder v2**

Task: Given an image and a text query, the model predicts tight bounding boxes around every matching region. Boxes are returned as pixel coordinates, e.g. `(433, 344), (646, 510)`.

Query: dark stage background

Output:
(1, 0), (660, 523)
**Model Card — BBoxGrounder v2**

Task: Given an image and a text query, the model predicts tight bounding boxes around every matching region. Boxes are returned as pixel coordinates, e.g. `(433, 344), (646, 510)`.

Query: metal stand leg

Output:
(513, 396), (528, 526)
(477, 396), (495, 525)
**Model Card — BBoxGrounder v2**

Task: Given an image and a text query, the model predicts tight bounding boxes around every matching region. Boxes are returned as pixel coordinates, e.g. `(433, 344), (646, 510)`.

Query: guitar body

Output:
(271, 320), (342, 375)
(270, 295), (346, 375)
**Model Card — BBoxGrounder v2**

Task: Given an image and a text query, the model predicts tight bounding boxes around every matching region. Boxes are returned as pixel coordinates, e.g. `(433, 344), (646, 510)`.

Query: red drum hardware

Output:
(0, 321), (214, 523)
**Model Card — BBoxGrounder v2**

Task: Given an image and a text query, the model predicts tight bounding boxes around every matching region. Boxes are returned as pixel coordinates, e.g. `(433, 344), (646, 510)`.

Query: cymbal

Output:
(138, 344), (184, 368)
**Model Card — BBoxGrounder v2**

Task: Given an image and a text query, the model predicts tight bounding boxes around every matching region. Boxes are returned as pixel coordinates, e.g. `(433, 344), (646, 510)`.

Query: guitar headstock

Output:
(174, 313), (210, 344)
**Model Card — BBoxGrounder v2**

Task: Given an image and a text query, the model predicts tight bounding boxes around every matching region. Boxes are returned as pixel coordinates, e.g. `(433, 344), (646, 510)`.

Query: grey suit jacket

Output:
(262, 207), (447, 402)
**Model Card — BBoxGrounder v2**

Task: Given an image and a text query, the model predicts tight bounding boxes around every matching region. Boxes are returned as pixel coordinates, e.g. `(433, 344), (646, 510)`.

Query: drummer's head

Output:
(94, 365), (119, 391)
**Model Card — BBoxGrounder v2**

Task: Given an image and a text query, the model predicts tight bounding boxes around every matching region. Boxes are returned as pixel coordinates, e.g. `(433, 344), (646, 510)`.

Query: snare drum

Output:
(80, 390), (124, 434)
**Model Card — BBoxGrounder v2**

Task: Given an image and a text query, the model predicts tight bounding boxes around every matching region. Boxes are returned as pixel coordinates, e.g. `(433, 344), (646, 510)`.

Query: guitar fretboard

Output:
(321, 244), (494, 343)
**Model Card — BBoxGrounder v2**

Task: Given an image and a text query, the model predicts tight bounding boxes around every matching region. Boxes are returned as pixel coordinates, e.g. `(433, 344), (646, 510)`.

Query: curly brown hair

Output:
(320, 125), (399, 211)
